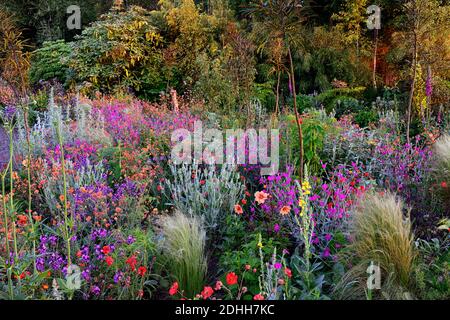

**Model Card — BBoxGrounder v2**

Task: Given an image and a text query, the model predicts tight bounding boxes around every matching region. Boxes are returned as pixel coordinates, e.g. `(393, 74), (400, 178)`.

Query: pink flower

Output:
(169, 282), (179, 296)
(254, 191), (269, 205)
(215, 281), (223, 291)
(253, 293), (265, 300)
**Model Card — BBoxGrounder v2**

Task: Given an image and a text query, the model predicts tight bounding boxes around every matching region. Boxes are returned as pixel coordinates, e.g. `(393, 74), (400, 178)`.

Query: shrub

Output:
(69, 6), (165, 96)
(29, 40), (72, 86)
(160, 211), (207, 298)
(353, 108), (380, 128)
(335, 192), (416, 300)
(316, 87), (366, 115)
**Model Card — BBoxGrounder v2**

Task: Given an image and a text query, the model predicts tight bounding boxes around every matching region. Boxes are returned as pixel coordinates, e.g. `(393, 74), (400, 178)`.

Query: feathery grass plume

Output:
(335, 191), (416, 300)
(427, 134), (450, 216)
(160, 211), (207, 298)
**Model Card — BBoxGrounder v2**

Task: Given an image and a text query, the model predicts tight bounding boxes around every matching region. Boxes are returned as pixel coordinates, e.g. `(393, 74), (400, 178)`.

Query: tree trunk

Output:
(288, 46), (304, 182)
(275, 71), (281, 115)
(406, 33), (418, 145)
(372, 29), (379, 89)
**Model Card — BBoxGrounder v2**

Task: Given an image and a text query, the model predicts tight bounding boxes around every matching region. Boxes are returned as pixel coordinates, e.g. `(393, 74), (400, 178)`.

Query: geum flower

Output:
(201, 286), (214, 299)
(126, 255), (137, 271)
(138, 266), (147, 276)
(226, 272), (238, 286)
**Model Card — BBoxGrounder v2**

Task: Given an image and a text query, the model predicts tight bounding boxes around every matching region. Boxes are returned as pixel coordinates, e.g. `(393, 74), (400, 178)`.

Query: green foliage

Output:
(69, 6), (166, 96)
(284, 110), (334, 176)
(414, 238), (450, 300)
(354, 108), (380, 128)
(29, 40), (72, 85)
(297, 27), (370, 93)
(296, 94), (316, 113)
(316, 87), (366, 115)
(218, 231), (282, 296)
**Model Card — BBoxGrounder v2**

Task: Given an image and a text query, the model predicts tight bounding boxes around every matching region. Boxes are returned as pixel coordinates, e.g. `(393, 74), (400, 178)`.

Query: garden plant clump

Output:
(0, 0), (448, 301)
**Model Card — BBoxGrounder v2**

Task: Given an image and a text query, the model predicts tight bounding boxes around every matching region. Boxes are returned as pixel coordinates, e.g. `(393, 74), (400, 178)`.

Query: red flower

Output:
(126, 255), (137, 271)
(441, 181), (448, 188)
(101, 245), (111, 255)
(253, 293), (265, 300)
(17, 215), (28, 227)
(201, 286), (214, 299)
(105, 256), (114, 267)
(169, 282), (179, 296)
(137, 266), (147, 276)
(226, 272), (238, 286)
(284, 267), (292, 278)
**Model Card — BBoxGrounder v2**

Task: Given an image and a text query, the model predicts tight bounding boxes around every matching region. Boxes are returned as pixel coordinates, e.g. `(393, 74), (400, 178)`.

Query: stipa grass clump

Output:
(160, 211), (207, 298)
(431, 134), (450, 213)
(335, 192), (416, 300)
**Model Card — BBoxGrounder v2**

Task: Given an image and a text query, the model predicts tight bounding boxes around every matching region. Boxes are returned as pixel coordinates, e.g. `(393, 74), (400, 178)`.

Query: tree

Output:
(332, 0), (369, 58)
(399, 0), (450, 142)
(246, 0), (309, 180)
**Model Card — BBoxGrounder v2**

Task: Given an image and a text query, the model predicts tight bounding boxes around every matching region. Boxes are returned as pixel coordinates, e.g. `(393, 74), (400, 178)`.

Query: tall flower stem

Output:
(22, 106), (37, 274)
(54, 117), (72, 267)
(8, 125), (18, 260)
(2, 162), (11, 259)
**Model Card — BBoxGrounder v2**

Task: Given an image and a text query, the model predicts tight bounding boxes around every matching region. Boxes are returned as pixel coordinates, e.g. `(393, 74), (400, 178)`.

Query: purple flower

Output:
(126, 235), (136, 245)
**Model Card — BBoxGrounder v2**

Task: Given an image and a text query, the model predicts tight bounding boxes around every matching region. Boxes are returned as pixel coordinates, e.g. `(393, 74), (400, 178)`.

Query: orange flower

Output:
(42, 284), (49, 290)
(234, 204), (243, 215)
(254, 191), (269, 205)
(59, 195), (65, 202)
(17, 215), (28, 227)
(280, 206), (291, 216)
(101, 245), (111, 255)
